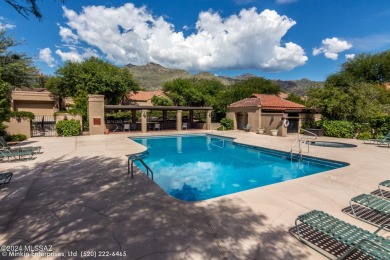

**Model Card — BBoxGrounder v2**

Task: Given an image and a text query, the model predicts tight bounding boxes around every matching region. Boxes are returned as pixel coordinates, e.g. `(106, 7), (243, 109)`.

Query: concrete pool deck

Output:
(0, 130), (389, 259)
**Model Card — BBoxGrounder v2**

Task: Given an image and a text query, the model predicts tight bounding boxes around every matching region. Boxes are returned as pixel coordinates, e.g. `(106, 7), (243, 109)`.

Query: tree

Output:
(151, 95), (173, 106)
(163, 78), (225, 106)
(213, 77), (281, 120)
(326, 50), (390, 87)
(0, 30), (38, 133)
(4, 0), (65, 20)
(47, 57), (139, 120)
(307, 83), (389, 122)
(285, 92), (306, 105)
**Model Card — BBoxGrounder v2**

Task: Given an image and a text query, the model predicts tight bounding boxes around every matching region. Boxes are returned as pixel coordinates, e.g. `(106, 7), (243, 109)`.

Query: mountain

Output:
(125, 63), (323, 94)
(125, 62), (230, 90)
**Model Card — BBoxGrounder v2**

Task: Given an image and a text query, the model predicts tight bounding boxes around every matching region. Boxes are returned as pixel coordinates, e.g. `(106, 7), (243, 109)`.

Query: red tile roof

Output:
(127, 90), (165, 101)
(228, 94), (306, 111)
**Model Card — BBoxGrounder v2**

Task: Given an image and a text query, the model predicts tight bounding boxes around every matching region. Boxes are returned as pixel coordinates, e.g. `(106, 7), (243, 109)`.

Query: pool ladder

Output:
(127, 153), (154, 180)
(290, 129), (317, 159)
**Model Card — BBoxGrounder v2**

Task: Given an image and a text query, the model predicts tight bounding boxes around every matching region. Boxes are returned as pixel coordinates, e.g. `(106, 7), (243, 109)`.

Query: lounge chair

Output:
(379, 180), (390, 198)
(295, 210), (390, 259)
(377, 137), (390, 147)
(364, 131), (390, 144)
(243, 124), (251, 132)
(123, 123), (130, 132)
(0, 136), (41, 153)
(0, 149), (35, 162)
(0, 172), (13, 190)
(349, 193), (390, 227)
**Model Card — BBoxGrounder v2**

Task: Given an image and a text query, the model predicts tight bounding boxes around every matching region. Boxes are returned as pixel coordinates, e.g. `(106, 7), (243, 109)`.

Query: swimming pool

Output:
(130, 134), (348, 201)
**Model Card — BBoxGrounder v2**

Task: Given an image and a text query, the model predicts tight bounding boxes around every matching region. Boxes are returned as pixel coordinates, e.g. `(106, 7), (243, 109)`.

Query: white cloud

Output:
(55, 47), (98, 62)
(39, 48), (57, 68)
(57, 4), (307, 72)
(345, 54), (355, 60)
(59, 25), (79, 44)
(0, 17), (15, 30)
(312, 37), (352, 60)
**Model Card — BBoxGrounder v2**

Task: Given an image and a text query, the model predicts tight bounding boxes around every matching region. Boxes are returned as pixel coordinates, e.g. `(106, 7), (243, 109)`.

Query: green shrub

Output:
(10, 111), (35, 120)
(357, 131), (372, 140)
(4, 134), (27, 142)
(56, 119), (81, 136)
(219, 118), (234, 131)
(316, 120), (354, 138)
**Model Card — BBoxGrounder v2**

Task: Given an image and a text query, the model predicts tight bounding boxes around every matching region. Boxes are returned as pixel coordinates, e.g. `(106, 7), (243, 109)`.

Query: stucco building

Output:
(226, 94), (307, 136)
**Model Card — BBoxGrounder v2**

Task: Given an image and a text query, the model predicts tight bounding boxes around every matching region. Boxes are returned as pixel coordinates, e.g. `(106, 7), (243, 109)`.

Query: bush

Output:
(219, 118), (234, 131)
(4, 134), (27, 142)
(357, 131), (372, 140)
(56, 119), (81, 136)
(10, 111), (35, 120)
(316, 120), (355, 138)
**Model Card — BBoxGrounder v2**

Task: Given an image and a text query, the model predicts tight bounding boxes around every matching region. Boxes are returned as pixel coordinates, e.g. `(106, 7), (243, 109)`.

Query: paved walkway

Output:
(0, 131), (389, 259)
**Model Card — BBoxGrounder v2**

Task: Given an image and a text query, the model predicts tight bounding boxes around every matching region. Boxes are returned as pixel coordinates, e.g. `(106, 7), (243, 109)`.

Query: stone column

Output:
(88, 95), (105, 135)
(206, 110), (212, 130)
(176, 110), (182, 131)
(141, 109), (148, 133)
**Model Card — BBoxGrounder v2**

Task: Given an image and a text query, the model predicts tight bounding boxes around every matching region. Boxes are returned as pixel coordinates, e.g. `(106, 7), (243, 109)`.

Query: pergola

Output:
(104, 105), (213, 133)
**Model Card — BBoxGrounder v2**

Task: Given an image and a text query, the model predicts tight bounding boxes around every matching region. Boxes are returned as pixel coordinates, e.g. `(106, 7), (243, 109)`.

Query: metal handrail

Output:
(127, 155), (154, 180)
(290, 128), (318, 158)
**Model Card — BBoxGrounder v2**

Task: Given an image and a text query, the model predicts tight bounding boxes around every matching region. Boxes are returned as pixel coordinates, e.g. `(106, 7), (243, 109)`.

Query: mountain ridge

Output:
(125, 63), (323, 95)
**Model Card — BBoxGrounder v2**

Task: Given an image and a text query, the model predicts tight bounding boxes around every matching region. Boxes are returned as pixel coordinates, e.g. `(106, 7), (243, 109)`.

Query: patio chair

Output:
(182, 123), (188, 130)
(364, 131), (390, 144)
(377, 137), (390, 147)
(154, 123), (161, 131)
(0, 148), (35, 162)
(349, 193), (390, 227)
(113, 124), (123, 132)
(123, 123), (130, 132)
(0, 172), (13, 190)
(294, 210), (390, 259)
(379, 180), (390, 198)
(0, 136), (41, 153)
(243, 124), (251, 132)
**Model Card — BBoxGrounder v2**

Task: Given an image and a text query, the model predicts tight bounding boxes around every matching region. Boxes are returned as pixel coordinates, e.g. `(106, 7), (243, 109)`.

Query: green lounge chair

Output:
(377, 137), (390, 147)
(349, 194), (390, 227)
(364, 131), (390, 144)
(295, 210), (390, 259)
(0, 172), (13, 190)
(0, 149), (35, 162)
(379, 180), (390, 198)
(0, 136), (41, 153)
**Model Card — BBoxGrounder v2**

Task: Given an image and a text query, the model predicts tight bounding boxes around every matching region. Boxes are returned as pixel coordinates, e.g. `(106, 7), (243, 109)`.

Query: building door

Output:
(287, 118), (299, 134)
(31, 115), (56, 137)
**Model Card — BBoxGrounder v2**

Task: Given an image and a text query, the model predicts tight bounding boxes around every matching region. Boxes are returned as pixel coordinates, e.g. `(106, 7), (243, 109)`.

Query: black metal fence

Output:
(31, 115), (56, 137)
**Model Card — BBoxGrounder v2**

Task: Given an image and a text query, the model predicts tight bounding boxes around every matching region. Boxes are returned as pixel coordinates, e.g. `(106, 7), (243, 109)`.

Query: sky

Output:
(1, 0), (390, 81)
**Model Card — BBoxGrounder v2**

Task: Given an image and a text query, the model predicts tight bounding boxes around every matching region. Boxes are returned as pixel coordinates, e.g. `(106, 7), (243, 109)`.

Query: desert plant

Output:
(56, 119), (81, 136)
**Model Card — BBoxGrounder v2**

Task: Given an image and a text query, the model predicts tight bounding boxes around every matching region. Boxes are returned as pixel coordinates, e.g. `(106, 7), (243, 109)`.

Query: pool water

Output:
(131, 135), (348, 201)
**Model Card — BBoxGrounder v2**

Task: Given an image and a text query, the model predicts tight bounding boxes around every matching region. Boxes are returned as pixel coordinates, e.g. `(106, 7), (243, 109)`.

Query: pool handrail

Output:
(291, 128), (318, 158)
(127, 154), (154, 180)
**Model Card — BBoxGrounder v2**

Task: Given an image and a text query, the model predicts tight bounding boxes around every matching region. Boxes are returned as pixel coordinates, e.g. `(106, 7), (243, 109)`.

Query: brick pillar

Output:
(88, 95), (105, 135)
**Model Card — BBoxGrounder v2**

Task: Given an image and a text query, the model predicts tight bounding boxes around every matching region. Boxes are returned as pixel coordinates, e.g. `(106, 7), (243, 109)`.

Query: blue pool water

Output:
(131, 134), (348, 201)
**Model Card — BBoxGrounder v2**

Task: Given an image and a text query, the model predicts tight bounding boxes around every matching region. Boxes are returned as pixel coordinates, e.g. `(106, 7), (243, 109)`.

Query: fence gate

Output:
(31, 115), (56, 137)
